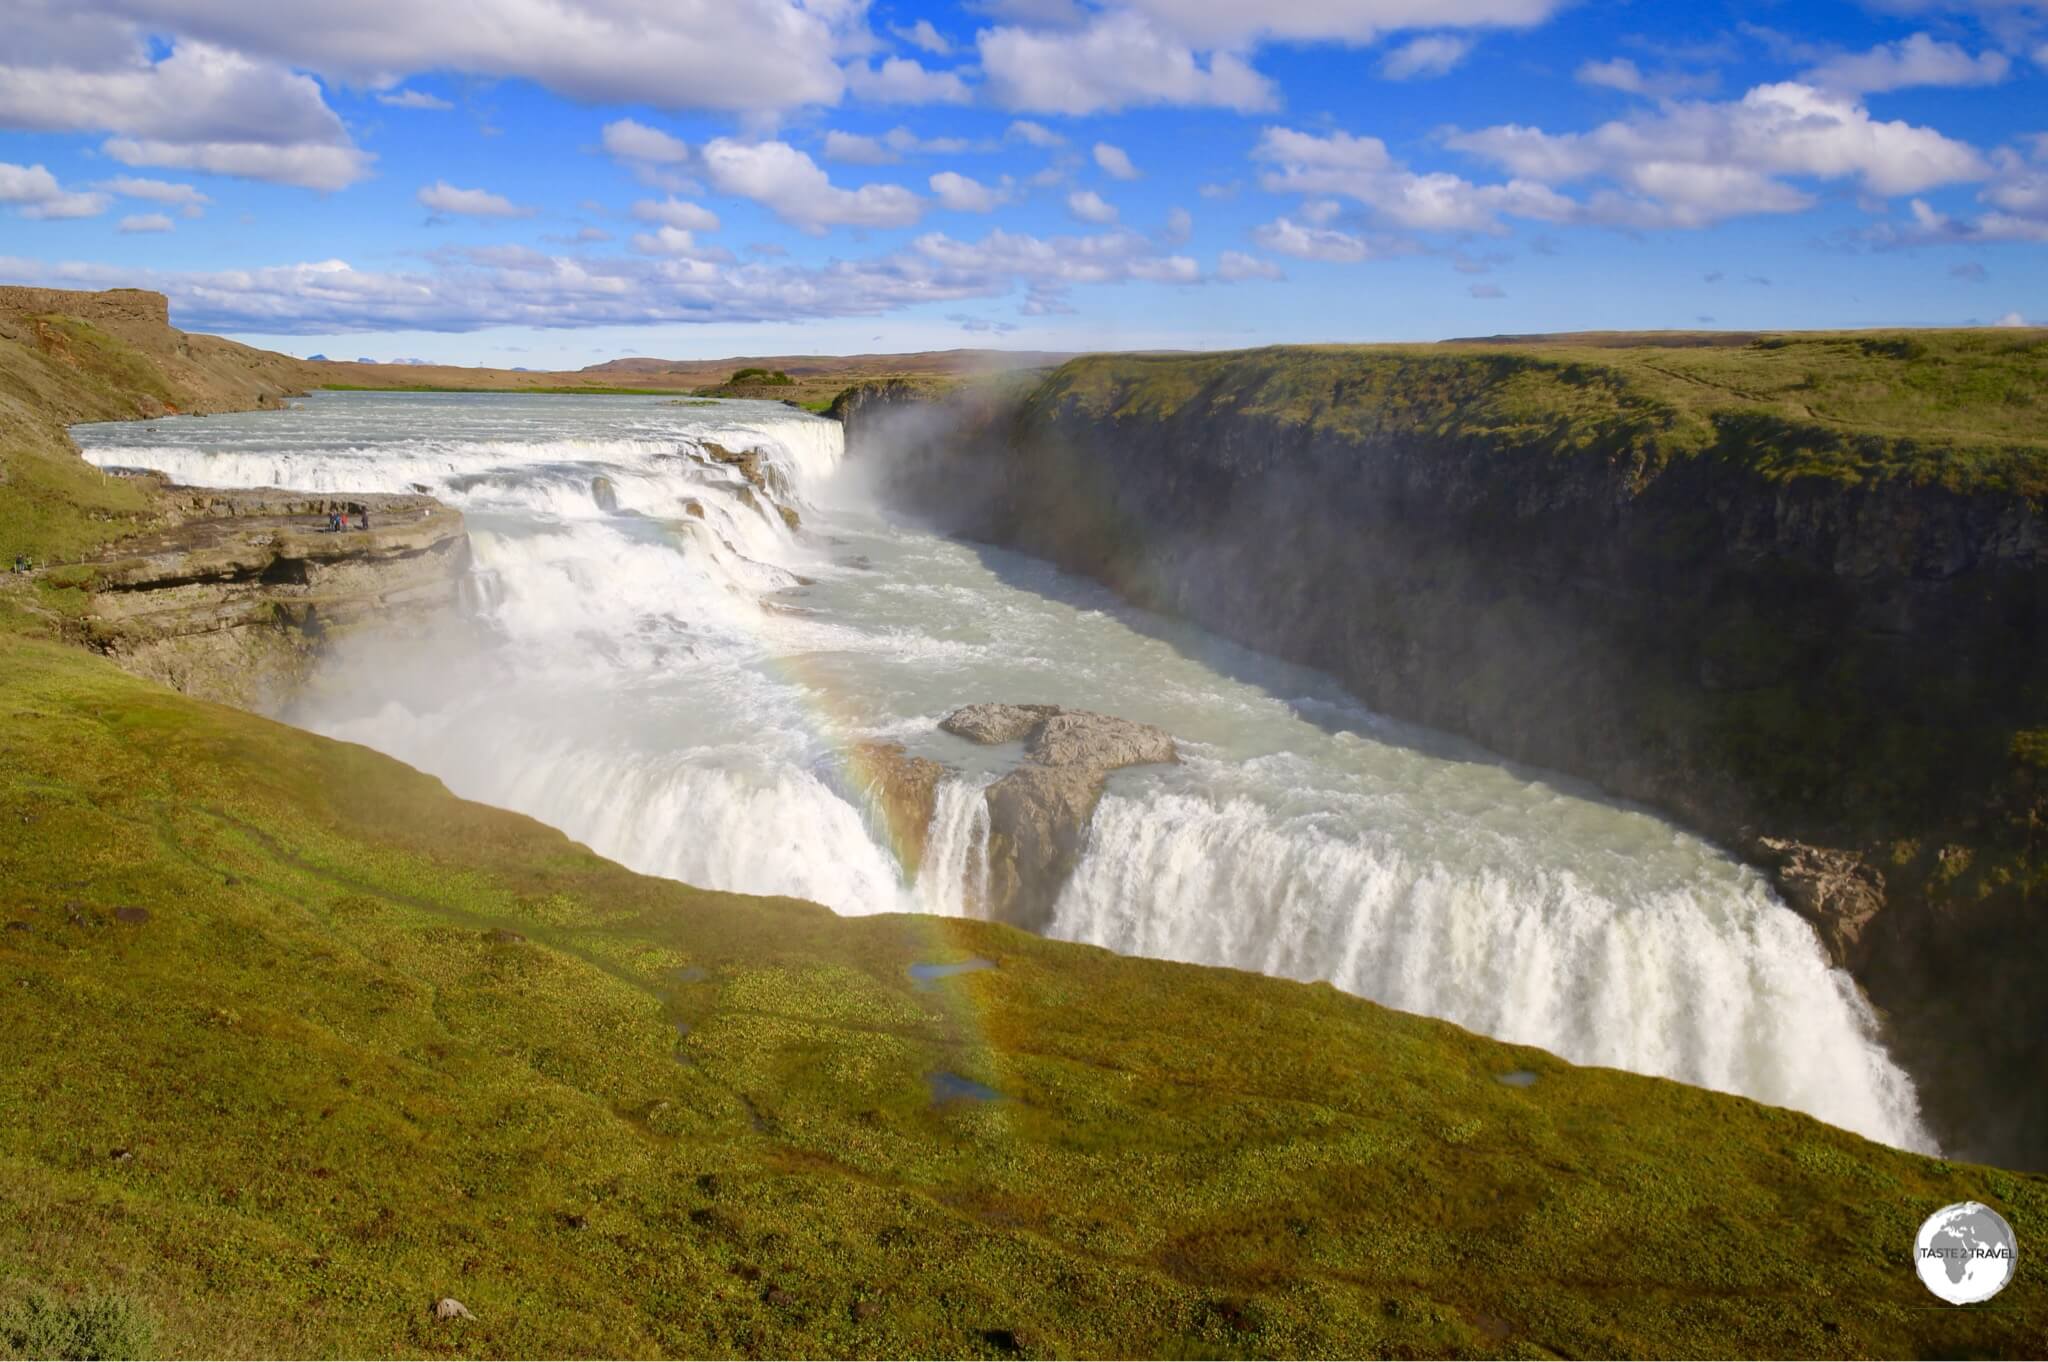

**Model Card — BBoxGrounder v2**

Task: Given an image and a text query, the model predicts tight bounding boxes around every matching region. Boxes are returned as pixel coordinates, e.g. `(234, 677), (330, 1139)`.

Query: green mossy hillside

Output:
(1, 633), (2043, 1358)
(0, 295), (308, 569)
(1035, 330), (2048, 494)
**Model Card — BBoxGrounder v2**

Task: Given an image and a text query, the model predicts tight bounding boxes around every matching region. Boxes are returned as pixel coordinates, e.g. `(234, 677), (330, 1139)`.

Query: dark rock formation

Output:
(79, 485), (469, 711)
(854, 355), (2048, 1167)
(695, 441), (801, 531)
(852, 741), (947, 877)
(1751, 837), (1886, 971)
(940, 702), (1061, 745)
(943, 705), (1177, 929)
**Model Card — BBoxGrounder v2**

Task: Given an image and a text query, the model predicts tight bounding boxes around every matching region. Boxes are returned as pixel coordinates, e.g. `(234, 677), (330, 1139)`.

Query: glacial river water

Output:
(73, 391), (1934, 1151)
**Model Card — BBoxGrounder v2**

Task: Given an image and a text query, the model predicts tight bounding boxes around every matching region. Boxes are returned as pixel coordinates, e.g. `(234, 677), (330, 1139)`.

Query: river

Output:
(72, 390), (1934, 1151)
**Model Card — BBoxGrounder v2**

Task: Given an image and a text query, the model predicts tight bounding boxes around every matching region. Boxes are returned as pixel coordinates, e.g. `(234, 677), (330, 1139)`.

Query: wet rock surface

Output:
(852, 741), (948, 876)
(942, 704), (1177, 931)
(940, 703), (1062, 745)
(77, 485), (470, 712)
(1752, 836), (1885, 970)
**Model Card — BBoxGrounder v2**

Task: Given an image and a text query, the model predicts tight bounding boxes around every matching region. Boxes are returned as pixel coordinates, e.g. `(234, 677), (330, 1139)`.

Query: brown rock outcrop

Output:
(940, 703), (1061, 745)
(942, 704), (1177, 930)
(1753, 837), (1886, 971)
(852, 741), (948, 877)
(79, 485), (469, 711)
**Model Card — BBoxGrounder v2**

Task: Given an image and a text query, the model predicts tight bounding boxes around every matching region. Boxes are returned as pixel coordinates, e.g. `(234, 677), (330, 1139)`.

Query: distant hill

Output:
(304, 348), (1074, 409)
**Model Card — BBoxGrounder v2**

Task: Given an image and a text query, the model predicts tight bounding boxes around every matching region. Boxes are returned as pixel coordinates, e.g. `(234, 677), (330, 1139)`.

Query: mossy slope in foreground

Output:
(0, 634), (2042, 1359)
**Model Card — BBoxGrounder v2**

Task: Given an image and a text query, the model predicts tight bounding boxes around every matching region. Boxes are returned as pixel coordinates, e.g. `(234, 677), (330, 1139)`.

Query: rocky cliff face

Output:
(1, 286), (460, 709)
(75, 484), (469, 711)
(940, 704), (1177, 928)
(841, 354), (2048, 1168)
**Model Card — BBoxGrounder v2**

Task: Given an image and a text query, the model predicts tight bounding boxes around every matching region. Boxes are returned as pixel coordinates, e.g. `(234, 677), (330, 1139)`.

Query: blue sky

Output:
(0, 0), (2042, 365)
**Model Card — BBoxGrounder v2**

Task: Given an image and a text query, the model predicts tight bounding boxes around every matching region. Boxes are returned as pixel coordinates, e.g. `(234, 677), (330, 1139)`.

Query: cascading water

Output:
(73, 390), (1935, 1153)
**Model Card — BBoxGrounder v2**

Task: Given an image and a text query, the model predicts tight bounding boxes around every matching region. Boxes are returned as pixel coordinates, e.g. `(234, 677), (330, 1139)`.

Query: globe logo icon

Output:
(1915, 1202), (2018, 1305)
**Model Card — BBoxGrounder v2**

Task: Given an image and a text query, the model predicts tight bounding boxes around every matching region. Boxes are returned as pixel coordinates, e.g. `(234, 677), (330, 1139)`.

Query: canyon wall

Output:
(1, 287), (467, 708)
(843, 342), (2048, 1167)
(75, 484), (469, 710)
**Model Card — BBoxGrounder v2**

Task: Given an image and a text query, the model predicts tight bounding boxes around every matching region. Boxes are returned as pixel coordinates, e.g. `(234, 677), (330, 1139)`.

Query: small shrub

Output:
(0, 1288), (157, 1360)
(2011, 729), (2048, 769)
(727, 368), (792, 386)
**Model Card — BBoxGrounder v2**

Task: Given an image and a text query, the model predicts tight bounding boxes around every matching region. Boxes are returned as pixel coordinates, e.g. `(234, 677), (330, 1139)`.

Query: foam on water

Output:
(71, 390), (1936, 1152)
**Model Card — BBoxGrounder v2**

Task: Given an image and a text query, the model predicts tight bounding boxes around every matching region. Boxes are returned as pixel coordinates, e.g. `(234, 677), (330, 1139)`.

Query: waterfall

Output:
(71, 390), (1936, 1155)
(916, 775), (994, 917)
(1051, 784), (1928, 1148)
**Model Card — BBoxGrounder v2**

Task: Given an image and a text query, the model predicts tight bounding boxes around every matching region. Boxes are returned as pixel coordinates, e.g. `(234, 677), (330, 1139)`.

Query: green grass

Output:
(1, 632), (2043, 1358)
(1036, 330), (2048, 495)
(1, 1288), (155, 1360)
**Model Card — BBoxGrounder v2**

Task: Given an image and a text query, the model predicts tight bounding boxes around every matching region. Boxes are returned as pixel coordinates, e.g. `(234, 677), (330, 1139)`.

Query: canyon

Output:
(3, 288), (2042, 1357)
(840, 340), (2048, 1167)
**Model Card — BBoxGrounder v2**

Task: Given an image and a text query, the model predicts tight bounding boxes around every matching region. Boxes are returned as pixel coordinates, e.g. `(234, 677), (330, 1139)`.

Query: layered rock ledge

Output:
(942, 704), (1177, 930)
(75, 484), (468, 710)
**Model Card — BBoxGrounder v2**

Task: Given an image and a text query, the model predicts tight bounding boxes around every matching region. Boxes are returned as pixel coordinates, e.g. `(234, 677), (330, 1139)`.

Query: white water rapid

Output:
(74, 391), (1935, 1152)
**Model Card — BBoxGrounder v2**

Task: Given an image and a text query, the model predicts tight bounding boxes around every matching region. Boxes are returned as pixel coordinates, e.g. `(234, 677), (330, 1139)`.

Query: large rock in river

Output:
(852, 741), (947, 878)
(942, 704), (1177, 931)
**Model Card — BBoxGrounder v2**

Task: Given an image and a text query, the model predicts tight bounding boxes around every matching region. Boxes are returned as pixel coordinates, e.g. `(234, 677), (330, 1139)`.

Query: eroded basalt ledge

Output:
(76, 484), (470, 711)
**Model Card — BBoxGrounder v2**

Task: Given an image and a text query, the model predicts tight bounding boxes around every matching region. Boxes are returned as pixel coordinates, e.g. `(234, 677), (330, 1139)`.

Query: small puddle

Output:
(929, 1071), (1004, 1105)
(1494, 1070), (1540, 1088)
(669, 965), (710, 984)
(909, 958), (995, 991)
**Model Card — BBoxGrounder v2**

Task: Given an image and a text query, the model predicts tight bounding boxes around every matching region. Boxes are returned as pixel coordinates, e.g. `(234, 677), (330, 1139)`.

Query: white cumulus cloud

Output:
(1117, 0), (1566, 46)
(0, 35), (371, 189)
(118, 211), (174, 232)
(602, 119), (690, 164)
(930, 171), (1010, 212)
(1094, 142), (1142, 179)
(1, 161), (113, 220)
(97, 174), (209, 216)
(702, 138), (926, 232)
(418, 181), (533, 218)
(1254, 125), (1578, 232)
(1217, 249), (1284, 280)
(1067, 189), (1119, 223)
(631, 196), (720, 232)
(843, 57), (973, 104)
(1445, 82), (1989, 227)
(1380, 35), (1474, 79)
(376, 87), (452, 110)
(1252, 215), (1376, 262)
(1573, 57), (1716, 98)
(1007, 119), (1066, 147)
(1801, 33), (2009, 94)
(66, 0), (854, 112)
(979, 12), (1277, 114)
(893, 19), (952, 55)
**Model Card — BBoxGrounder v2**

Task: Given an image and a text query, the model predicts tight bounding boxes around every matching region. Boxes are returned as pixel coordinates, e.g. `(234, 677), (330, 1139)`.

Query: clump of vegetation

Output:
(728, 367), (793, 386)
(0, 1287), (156, 1360)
